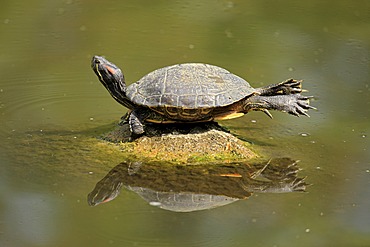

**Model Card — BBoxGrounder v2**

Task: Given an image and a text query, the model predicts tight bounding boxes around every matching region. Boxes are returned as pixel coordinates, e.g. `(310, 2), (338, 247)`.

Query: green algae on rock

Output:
(102, 121), (257, 163)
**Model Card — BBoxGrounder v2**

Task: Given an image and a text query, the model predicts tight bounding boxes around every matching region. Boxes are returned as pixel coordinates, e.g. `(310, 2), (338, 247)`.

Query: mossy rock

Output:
(102, 121), (258, 163)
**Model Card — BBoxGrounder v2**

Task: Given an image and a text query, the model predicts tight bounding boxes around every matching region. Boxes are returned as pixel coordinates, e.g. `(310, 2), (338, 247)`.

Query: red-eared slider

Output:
(87, 159), (308, 211)
(91, 56), (314, 135)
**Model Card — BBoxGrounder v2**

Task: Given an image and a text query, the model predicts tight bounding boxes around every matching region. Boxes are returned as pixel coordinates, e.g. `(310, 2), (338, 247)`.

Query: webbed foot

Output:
(257, 79), (303, 96)
(245, 94), (316, 117)
(262, 94), (315, 117)
(281, 94), (316, 117)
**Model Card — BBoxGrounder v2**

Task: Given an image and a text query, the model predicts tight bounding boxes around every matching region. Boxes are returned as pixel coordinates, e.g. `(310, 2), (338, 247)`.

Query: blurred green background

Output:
(1, 1), (369, 246)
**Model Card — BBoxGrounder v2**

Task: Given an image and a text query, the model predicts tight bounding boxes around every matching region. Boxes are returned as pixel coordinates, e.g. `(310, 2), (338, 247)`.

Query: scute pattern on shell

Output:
(126, 63), (255, 109)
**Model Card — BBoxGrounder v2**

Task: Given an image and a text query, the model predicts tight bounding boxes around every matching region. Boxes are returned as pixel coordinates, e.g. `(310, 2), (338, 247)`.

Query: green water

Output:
(1, 1), (369, 246)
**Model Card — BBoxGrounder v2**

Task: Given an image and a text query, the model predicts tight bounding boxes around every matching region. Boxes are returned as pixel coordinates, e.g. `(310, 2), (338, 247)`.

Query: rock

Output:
(102, 121), (258, 163)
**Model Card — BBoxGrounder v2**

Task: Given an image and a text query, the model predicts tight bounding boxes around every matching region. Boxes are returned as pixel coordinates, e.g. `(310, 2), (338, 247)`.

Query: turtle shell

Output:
(126, 63), (255, 109)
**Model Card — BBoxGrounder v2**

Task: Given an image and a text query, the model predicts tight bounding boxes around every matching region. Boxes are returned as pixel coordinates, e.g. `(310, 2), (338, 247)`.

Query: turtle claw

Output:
(299, 110), (310, 118)
(291, 110), (301, 117)
(262, 109), (273, 119)
(306, 105), (317, 110)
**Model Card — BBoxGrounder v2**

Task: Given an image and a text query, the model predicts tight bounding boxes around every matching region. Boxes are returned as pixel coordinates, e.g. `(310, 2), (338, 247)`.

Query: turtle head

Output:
(91, 56), (136, 108)
(91, 55), (127, 94)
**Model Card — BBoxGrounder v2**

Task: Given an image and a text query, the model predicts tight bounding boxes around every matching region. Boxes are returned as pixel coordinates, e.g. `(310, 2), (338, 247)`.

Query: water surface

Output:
(1, 1), (369, 246)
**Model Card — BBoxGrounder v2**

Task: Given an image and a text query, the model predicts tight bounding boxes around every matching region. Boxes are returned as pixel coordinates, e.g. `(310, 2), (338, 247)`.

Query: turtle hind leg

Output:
(243, 94), (315, 117)
(256, 79), (303, 96)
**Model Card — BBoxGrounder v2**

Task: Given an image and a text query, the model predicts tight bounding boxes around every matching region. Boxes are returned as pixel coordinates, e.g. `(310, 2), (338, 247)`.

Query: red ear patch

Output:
(104, 65), (117, 75)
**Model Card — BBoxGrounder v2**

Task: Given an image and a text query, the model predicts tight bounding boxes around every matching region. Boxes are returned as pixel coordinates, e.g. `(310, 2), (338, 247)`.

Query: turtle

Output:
(91, 56), (315, 135)
(87, 159), (308, 211)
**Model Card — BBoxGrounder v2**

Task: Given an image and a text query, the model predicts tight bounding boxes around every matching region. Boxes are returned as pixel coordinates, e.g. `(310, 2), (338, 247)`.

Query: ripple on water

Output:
(0, 73), (114, 137)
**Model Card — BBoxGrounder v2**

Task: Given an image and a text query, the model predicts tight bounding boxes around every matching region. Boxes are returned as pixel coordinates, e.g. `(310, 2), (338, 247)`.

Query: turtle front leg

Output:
(256, 79), (303, 96)
(128, 109), (147, 135)
(243, 94), (315, 118)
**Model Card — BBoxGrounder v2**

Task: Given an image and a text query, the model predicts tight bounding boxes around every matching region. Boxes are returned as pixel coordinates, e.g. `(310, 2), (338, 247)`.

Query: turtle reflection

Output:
(88, 158), (308, 212)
